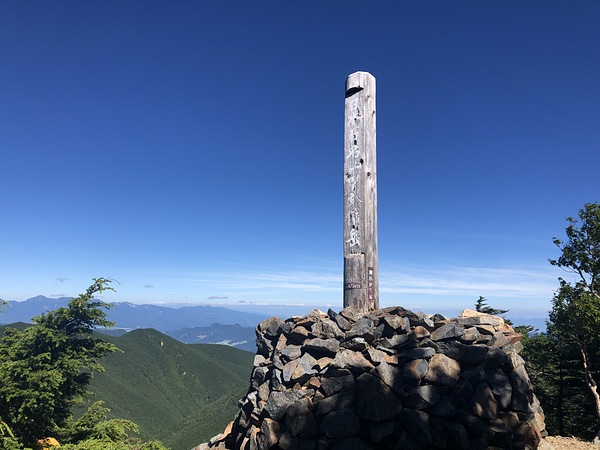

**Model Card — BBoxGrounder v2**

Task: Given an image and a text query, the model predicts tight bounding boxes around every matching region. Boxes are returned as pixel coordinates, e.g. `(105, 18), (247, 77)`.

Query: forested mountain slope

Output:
(80, 329), (254, 449)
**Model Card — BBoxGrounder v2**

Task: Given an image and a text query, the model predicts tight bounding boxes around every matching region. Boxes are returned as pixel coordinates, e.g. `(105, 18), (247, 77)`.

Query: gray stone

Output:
(459, 326), (480, 343)
(476, 334), (493, 344)
(489, 422), (514, 448)
(376, 361), (404, 395)
(346, 316), (376, 341)
(341, 337), (368, 351)
(425, 353), (461, 386)
(333, 349), (374, 372)
(264, 390), (312, 420)
(259, 418), (281, 448)
(290, 353), (318, 384)
(280, 345), (302, 361)
(247, 425), (259, 450)
(475, 324), (497, 335)
(278, 433), (319, 450)
(339, 306), (361, 323)
(366, 347), (396, 365)
(487, 368), (512, 409)
(457, 409), (493, 439)
(509, 363), (533, 393)
(507, 351), (526, 370)
(286, 325), (309, 345)
(303, 338), (340, 357)
(285, 398), (318, 437)
(430, 322), (464, 341)
(508, 366), (533, 413)
(272, 352), (285, 370)
(492, 331), (510, 347)
(416, 311), (435, 328)
(516, 419), (543, 450)
(318, 408), (360, 439)
(452, 380), (475, 411)
(315, 390), (354, 417)
(418, 337), (439, 351)
(382, 334), (410, 348)
(257, 380), (271, 403)
(374, 344), (396, 355)
(405, 385), (440, 409)
(462, 366), (487, 386)
(429, 395), (457, 417)
(402, 358), (428, 386)
(499, 410), (521, 429)
(258, 316), (288, 338)
(253, 354), (267, 367)
(456, 316), (502, 327)
(256, 333), (274, 357)
(373, 323), (385, 341)
(328, 308), (353, 331)
(251, 365), (270, 389)
(431, 313), (448, 323)
(472, 383), (497, 420)
(311, 319), (345, 339)
(282, 359), (300, 384)
(409, 325), (431, 339)
(270, 367), (284, 391)
(397, 347), (436, 360)
(356, 372), (398, 421)
(320, 373), (355, 396)
(399, 409), (432, 448)
(381, 314), (408, 332)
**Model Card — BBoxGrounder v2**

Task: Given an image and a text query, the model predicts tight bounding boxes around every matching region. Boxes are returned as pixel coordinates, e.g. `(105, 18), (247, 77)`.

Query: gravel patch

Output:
(545, 436), (599, 450)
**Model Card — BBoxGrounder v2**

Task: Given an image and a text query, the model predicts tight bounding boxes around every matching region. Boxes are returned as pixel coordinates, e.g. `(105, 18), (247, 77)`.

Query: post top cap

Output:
(346, 72), (375, 94)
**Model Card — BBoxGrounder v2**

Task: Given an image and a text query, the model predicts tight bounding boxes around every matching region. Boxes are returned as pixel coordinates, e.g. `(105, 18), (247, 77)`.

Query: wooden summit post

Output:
(343, 71), (378, 312)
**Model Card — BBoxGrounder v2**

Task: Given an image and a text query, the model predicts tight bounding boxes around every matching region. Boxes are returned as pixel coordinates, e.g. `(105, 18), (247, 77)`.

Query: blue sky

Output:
(1, 1), (598, 318)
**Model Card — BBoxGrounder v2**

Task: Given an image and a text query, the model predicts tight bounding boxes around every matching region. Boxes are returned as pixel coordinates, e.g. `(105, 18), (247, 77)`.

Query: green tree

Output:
(60, 401), (169, 450)
(548, 202), (600, 439)
(0, 279), (119, 447)
(474, 296), (512, 325)
(521, 326), (597, 437)
(0, 279), (170, 449)
(474, 295), (508, 315)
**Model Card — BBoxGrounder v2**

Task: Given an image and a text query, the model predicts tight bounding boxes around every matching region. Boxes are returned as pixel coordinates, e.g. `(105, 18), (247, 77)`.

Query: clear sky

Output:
(1, 1), (599, 318)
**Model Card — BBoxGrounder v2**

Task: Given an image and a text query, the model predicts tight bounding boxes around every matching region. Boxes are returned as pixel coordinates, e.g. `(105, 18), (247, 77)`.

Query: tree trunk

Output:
(576, 336), (600, 444)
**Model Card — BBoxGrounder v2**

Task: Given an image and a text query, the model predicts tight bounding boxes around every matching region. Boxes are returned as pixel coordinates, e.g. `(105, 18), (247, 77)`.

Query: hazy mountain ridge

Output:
(1, 296), (266, 351)
(1, 297), (549, 354)
(2, 295), (549, 329)
(1, 296), (268, 328)
(167, 323), (257, 352)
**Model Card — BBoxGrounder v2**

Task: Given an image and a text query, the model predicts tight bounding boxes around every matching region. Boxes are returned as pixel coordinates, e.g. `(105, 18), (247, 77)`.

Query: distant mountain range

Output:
(0, 296), (267, 352)
(0, 296), (548, 353)
(1, 296), (268, 328)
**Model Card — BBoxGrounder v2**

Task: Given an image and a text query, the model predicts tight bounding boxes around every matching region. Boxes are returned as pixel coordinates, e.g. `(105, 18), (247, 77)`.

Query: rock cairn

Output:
(199, 306), (550, 450)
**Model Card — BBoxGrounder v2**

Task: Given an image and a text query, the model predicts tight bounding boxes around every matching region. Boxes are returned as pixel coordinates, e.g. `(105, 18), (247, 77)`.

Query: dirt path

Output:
(545, 436), (598, 449)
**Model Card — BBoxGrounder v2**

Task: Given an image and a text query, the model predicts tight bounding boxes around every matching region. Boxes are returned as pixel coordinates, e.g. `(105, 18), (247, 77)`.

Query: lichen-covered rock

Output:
(199, 306), (550, 450)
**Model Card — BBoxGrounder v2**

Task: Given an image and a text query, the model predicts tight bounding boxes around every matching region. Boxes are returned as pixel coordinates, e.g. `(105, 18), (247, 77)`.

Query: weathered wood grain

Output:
(343, 71), (378, 312)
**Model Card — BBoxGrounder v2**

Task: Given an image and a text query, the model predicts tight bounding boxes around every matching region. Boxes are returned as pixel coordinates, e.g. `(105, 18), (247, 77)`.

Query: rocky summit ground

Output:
(546, 436), (599, 449)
